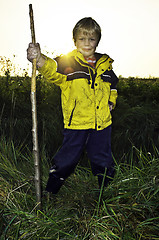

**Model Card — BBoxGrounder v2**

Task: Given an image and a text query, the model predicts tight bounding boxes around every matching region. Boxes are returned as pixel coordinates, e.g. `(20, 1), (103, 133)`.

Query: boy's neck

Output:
(84, 55), (96, 60)
(84, 55), (96, 68)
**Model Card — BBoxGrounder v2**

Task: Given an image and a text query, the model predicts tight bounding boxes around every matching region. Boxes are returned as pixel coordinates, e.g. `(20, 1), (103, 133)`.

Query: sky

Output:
(0, 0), (159, 78)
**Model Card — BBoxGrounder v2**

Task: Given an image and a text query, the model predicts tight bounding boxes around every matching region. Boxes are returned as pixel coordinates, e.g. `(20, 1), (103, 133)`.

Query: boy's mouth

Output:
(83, 48), (91, 51)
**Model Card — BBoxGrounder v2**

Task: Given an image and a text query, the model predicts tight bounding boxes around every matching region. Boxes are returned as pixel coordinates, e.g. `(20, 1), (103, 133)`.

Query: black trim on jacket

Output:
(55, 55), (119, 89)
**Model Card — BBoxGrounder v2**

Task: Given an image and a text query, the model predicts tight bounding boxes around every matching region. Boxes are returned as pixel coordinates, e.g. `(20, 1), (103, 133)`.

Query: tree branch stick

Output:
(29, 4), (41, 209)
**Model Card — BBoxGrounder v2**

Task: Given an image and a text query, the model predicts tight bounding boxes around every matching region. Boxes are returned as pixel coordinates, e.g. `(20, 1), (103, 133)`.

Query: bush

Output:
(0, 74), (159, 162)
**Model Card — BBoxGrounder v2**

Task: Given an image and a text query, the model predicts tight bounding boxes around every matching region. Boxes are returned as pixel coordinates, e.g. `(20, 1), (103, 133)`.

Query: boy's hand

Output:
(27, 43), (46, 68)
(27, 43), (41, 62)
(109, 102), (114, 111)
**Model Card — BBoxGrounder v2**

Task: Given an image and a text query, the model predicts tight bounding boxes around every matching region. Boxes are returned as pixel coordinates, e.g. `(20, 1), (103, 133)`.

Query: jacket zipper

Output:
(68, 100), (76, 126)
(90, 69), (97, 89)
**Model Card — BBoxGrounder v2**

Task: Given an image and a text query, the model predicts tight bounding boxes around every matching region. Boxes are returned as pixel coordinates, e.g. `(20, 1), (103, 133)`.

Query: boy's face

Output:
(75, 30), (98, 58)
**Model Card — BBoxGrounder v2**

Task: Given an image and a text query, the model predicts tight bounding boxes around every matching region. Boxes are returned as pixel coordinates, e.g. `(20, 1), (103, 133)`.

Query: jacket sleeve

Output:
(38, 55), (67, 86)
(108, 70), (119, 108)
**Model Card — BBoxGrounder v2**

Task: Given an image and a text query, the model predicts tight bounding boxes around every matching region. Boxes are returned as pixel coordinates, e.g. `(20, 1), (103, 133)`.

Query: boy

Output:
(27, 17), (119, 194)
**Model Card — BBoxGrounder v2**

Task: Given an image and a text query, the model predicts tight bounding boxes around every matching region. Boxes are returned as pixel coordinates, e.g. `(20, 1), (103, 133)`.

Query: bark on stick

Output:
(29, 4), (41, 209)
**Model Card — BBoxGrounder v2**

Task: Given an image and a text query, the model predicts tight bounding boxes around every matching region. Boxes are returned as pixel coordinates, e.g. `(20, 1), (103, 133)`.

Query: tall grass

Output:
(0, 138), (158, 239)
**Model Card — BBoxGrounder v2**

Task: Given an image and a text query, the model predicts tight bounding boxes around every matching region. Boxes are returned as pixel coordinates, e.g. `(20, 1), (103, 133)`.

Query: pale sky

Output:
(0, 0), (159, 77)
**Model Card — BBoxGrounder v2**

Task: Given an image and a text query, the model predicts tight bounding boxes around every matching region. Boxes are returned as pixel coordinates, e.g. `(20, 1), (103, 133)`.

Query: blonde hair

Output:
(73, 17), (101, 45)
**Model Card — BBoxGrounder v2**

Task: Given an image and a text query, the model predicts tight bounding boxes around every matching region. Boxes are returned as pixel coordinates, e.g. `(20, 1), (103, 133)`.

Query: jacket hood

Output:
(66, 49), (113, 66)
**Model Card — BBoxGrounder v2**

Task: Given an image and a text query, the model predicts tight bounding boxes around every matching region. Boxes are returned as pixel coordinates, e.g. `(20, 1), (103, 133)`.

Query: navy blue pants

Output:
(46, 126), (114, 193)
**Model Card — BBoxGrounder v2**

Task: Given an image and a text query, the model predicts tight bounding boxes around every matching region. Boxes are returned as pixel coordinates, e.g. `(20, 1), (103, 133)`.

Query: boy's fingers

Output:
(35, 43), (40, 48)
(27, 42), (41, 63)
(28, 42), (40, 48)
(29, 42), (35, 48)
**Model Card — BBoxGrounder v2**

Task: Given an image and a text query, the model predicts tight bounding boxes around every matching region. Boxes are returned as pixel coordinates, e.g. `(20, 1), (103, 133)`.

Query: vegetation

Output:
(112, 77), (159, 159)
(0, 138), (158, 239)
(0, 67), (159, 239)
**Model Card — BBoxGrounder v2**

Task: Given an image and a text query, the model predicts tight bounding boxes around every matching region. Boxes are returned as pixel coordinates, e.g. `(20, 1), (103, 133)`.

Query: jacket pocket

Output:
(68, 100), (76, 126)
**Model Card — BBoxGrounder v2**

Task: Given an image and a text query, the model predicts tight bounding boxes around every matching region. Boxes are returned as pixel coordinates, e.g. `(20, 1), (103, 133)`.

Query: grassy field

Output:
(0, 73), (159, 239)
(0, 138), (158, 239)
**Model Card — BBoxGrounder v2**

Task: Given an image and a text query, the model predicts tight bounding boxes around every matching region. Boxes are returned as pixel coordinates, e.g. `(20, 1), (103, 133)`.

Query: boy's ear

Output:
(74, 40), (76, 46)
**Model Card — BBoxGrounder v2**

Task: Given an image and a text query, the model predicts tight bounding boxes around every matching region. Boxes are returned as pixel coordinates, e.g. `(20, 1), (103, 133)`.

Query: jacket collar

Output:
(67, 49), (113, 71)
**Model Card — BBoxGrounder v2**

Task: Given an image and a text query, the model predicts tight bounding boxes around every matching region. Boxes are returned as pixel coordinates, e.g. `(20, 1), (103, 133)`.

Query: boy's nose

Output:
(84, 39), (89, 45)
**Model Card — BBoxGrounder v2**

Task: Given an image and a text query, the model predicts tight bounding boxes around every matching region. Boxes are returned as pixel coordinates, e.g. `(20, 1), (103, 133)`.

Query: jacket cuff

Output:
(38, 55), (57, 79)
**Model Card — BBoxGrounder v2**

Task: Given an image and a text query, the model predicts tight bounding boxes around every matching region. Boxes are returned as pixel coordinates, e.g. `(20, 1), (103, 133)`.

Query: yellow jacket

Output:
(39, 49), (119, 130)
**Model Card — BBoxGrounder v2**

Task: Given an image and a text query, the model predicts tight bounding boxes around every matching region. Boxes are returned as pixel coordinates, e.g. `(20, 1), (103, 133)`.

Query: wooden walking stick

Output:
(29, 4), (41, 209)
